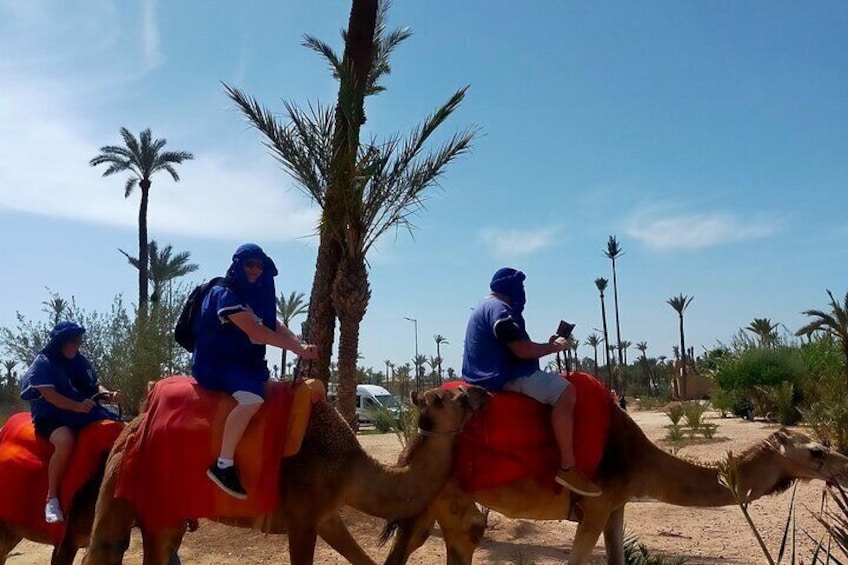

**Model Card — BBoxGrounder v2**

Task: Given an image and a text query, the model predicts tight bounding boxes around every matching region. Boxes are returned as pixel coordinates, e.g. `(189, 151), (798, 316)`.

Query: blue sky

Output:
(1, 1), (846, 377)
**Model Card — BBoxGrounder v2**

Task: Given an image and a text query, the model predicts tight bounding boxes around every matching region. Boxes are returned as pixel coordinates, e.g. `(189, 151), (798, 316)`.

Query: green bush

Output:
(714, 347), (806, 392)
(664, 403), (684, 426)
(681, 401), (707, 431)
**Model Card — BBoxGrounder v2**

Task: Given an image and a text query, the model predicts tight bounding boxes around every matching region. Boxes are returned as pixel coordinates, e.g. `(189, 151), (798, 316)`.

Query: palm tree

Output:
(604, 236), (625, 367)
(746, 317), (779, 348)
(384, 359), (393, 386)
(636, 341), (649, 391)
(667, 294), (694, 399)
(412, 354), (428, 389)
(120, 240), (199, 302)
(620, 340), (632, 366)
(586, 333), (602, 378)
(797, 290), (848, 388)
(595, 277), (613, 388)
(433, 334), (448, 384)
(43, 296), (69, 327)
(90, 128), (193, 312)
(226, 2), (474, 425)
(570, 338), (580, 372)
(2, 359), (17, 393)
(276, 291), (309, 377)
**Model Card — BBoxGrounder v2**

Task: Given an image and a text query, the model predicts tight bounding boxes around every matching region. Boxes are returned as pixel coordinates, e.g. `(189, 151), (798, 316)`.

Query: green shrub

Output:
(664, 403), (684, 426)
(681, 401), (707, 431)
(372, 406), (396, 434)
(665, 423), (684, 442)
(701, 423), (718, 439)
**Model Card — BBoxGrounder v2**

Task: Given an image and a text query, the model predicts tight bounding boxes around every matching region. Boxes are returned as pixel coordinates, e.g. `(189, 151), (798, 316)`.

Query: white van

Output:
(326, 384), (400, 425)
(355, 384), (399, 425)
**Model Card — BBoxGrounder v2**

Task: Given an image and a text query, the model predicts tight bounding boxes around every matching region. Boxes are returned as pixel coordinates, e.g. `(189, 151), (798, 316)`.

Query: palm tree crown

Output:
(667, 293), (694, 398)
(90, 128), (193, 311)
(604, 235), (625, 367)
(120, 241), (199, 302)
(746, 317), (779, 348)
(797, 290), (848, 387)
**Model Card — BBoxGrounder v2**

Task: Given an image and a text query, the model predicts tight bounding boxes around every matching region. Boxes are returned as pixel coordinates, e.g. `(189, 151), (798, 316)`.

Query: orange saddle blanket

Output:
(115, 376), (317, 533)
(447, 371), (612, 492)
(0, 413), (124, 543)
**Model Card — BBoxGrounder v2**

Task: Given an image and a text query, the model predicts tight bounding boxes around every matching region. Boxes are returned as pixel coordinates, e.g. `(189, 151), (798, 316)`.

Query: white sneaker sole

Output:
(206, 468), (248, 500)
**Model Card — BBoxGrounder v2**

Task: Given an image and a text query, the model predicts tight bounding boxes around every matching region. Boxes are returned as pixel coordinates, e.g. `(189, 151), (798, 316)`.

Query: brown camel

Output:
(0, 462), (103, 565)
(83, 384), (491, 565)
(382, 404), (848, 565)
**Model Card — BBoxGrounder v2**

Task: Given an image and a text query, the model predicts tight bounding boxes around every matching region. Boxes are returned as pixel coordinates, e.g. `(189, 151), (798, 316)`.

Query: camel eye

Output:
(810, 447), (827, 459)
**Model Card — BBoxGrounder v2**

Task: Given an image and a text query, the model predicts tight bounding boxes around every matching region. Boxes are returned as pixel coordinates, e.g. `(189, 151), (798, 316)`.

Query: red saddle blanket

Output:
(0, 413), (124, 543)
(447, 371), (612, 492)
(115, 376), (316, 533)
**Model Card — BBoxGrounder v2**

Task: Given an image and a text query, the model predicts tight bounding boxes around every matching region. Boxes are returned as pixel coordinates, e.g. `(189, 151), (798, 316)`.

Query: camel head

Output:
(766, 428), (848, 487)
(411, 385), (491, 436)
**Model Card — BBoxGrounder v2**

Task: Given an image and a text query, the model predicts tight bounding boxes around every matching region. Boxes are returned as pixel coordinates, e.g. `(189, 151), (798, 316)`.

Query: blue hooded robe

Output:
(20, 321), (117, 432)
(191, 243), (278, 396)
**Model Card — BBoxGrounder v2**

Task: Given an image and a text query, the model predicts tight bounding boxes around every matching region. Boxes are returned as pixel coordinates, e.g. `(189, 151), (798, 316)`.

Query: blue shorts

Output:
(33, 406), (119, 440)
(503, 370), (570, 405)
(194, 365), (268, 397)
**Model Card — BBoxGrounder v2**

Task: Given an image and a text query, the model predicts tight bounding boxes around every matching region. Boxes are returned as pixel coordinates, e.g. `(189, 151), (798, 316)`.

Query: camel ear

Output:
(410, 390), (420, 407)
(462, 386), (491, 412)
(774, 428), (791, 447)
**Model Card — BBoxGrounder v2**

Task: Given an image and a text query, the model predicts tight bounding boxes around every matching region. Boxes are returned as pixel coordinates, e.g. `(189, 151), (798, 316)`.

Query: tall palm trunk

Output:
(592, 344), (599, 378)
(304, 239), (342, 384)
(678, 313), (687, 399)
(600, 296), (613, 389)
(333, 256), (371, 427)
(137, 180), (151, 314)
(435, 342), (443, 385)
(611, 257), (623, 367)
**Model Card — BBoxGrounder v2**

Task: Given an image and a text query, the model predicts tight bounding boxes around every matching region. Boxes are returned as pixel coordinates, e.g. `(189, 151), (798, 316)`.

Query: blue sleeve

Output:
(210, 286), (247, 322)
(27, 355), (56, 389)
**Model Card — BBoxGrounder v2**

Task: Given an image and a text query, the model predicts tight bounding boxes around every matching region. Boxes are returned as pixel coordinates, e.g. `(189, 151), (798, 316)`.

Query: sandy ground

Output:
(7, 407), (840, 564)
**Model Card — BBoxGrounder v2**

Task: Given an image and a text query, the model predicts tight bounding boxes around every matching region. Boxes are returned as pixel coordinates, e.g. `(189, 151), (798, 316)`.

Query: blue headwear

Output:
(490, 267), (527, 316)
(226, 243), (278, 330)
(37, 321), (97, 398)
(41, 321), (86, 359)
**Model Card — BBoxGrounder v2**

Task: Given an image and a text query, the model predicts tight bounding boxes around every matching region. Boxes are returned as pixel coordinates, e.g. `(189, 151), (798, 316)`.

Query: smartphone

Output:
(556, 320), (575, 339)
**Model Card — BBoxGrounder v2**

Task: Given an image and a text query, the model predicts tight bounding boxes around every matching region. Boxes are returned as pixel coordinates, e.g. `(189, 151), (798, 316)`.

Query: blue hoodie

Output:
(20, 321), (108, 423)
(191, 243), (278, 395)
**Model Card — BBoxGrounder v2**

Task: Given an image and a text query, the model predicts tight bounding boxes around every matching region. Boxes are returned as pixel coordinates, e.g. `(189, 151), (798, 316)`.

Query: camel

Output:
(382, 402), (848, 565)
(0, 461), (102, 565)
(83, 383), (491, 565)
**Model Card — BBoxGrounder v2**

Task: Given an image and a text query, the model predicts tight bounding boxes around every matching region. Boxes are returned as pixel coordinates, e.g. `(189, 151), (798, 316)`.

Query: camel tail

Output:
(378, 519), (400, 546)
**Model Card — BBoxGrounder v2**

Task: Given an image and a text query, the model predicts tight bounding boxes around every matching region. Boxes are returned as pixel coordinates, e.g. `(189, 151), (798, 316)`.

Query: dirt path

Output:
(8, 408), (837, 564)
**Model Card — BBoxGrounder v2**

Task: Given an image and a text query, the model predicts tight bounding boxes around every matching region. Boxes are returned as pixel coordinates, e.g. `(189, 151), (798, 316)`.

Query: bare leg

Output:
(552, 387), (577, 467)
(220, 403), (261, 460)
(47, 427), (75, 500)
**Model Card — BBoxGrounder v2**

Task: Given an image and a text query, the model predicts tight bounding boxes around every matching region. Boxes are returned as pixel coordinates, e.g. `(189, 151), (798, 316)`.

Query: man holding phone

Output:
(462, 267), (601, 497)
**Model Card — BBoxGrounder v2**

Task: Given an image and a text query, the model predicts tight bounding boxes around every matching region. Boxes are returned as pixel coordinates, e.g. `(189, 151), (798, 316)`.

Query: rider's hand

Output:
(299, 344), (318, 360)
(550, 336), (568, 352)
(110, 390), (126, 403)
(77, 399), (96, 413)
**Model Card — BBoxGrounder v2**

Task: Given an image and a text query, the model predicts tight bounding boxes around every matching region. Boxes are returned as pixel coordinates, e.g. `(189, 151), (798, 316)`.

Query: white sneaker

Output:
(45, 498), (64, 524)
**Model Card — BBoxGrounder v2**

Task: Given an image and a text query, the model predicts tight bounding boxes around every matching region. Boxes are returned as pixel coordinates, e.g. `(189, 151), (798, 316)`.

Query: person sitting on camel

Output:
(462, 267), (601, 497)
(20, 321), (122, 524)
(193, 243), (317, 499)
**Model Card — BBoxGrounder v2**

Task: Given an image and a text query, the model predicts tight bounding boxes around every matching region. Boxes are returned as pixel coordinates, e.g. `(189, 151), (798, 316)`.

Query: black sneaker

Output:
(207, 464), (248, 499)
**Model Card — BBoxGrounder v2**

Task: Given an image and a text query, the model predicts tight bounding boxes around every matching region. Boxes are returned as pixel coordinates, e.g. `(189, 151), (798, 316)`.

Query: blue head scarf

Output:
(39, 321), (97, 397)
(226, 243), (278, 330)
(490, 267), (527, 316)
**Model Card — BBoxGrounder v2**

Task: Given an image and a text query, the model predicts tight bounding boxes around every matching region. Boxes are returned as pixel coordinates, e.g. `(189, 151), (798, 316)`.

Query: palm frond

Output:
(118, 248), (141, 270)
(302, 35), (344, 78)
(157, 150), (194, 165)
(124, 177), (138, 198)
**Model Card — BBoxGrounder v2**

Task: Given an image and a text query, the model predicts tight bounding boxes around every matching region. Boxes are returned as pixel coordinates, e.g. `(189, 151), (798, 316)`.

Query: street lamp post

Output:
(404, 316), (420, 391)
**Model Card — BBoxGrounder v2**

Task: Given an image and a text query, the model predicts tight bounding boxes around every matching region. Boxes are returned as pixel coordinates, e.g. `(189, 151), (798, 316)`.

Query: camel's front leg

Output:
(383, 511), (436, 565)
(287, 517), (318, 565)
(568, 501), (611, 565)
(0, 522), (22, 565)
(140, 525), (187, 565)
(433, 483), (486, 565)
(602, 506), (625, 565)
(318, 512), (376, 565)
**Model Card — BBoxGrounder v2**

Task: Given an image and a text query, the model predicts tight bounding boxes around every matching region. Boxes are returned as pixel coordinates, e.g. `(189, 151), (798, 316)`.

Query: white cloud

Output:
(141, 0), (162, 70)
(625, 209), (777, 251)
(0, 2), (318, 242)
(478, 226), (559, 258)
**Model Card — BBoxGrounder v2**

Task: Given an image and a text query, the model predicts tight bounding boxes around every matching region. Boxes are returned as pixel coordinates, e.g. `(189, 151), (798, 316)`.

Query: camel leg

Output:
(140, 525), (187, 565)
(602, 506), (625, 565)
(433, 490), (486, 565)
(0, 522), (22, 565)
(51, 537), (79, 565)
(287, 517), (318, 565)
(383, 512), (436, 565)
(568, 503), (611, 565)
(318, 512), (377, 565)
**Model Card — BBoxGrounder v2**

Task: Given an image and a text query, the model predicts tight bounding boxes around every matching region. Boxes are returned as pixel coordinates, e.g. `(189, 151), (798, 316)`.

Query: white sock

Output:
(217, 457), (234, 469)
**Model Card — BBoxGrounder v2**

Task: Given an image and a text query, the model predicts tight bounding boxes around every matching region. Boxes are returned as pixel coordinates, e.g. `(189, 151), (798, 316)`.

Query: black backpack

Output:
(174, 277), (228, 352)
